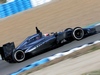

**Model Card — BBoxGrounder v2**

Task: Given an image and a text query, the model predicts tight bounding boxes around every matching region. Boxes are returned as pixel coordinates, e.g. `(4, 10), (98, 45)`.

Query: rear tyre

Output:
(12, 50), (25, 63)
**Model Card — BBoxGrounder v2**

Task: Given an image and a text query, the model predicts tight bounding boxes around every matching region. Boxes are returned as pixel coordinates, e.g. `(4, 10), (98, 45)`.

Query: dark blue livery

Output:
(0, 27), (96, 63)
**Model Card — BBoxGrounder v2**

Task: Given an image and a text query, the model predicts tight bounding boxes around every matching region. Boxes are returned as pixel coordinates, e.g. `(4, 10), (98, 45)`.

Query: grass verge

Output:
(82, 70), (100, 75)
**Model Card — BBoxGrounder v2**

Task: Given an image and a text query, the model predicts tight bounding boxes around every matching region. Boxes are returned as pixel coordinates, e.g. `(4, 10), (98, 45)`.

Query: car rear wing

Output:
(0, 42), (15, 60)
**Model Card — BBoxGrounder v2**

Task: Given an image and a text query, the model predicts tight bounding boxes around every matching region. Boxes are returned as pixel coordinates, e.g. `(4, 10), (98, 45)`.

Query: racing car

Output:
(0, 26), (96, 63)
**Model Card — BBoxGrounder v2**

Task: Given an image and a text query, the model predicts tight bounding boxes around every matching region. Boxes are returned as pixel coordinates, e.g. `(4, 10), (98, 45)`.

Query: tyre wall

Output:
(0, 0), (51, 18)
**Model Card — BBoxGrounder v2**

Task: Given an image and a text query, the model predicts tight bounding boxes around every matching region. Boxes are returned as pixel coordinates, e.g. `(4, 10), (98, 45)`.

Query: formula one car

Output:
(0, 26), (96, 63)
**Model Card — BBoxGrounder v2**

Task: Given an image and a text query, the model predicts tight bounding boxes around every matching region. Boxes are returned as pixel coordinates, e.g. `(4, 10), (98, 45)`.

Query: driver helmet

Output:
(44, 33), (49, 36)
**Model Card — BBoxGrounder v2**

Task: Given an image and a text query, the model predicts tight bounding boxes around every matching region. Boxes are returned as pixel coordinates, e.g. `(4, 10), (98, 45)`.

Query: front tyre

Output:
(12, 50), (25, 63)
(72, 27), (84, 40)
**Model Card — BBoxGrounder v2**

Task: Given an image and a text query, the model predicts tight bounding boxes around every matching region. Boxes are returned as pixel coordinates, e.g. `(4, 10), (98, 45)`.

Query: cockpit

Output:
(27, 34), (41, 43)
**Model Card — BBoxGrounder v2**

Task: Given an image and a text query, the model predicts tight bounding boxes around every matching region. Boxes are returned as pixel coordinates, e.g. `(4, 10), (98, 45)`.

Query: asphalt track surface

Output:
(0, 33), (99, 75)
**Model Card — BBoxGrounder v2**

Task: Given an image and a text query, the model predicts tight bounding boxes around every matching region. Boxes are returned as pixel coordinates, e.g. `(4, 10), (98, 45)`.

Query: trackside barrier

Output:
(0, 0), (52, 18)
(7, 0), (14, 3)
(0, 0), (32, 18)
(10, 40), (100, 75)
(30, 0), (52, 7)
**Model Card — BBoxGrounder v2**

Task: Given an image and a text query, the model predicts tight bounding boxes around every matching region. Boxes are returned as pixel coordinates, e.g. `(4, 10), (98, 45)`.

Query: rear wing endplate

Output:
(0, 42), (15, 60)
